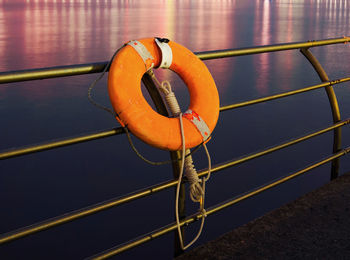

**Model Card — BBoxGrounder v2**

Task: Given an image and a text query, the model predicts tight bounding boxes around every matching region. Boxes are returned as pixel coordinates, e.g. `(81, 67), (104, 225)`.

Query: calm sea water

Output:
(0, 0), (349, 259)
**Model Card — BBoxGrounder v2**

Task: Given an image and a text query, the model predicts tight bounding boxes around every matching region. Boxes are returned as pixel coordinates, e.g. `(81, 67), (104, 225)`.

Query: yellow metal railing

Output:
(1, 36), (350, 259)
(1, 37), (348, 84)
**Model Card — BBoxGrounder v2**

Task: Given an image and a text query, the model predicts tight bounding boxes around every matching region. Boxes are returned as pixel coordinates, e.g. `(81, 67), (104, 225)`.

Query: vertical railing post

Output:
(300, 48), (342, 180)
(141, 73), (186, 256)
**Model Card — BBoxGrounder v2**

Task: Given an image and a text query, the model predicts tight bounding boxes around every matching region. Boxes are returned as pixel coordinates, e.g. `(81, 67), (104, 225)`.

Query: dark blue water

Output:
(0, 0), (350, 259)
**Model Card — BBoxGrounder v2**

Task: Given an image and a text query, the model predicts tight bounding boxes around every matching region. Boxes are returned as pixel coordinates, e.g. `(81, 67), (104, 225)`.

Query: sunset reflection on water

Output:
(0, 0), (237, 68)
(0, 0), (348, 97)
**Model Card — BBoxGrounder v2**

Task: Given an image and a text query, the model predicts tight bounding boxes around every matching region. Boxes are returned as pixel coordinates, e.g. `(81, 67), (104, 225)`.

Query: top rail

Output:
(197, 36), (350, 60)
(0, 37), (349, 84)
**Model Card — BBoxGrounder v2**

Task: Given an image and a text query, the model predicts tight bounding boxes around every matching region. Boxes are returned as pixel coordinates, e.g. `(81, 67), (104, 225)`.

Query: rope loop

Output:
(159, 80), (172, 95)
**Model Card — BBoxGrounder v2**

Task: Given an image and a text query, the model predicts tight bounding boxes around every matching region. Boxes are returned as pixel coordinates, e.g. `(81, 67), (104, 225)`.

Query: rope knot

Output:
(160, 80), (172, 95)
(151, 77), (181, 117)
(184, 150), (204, 202)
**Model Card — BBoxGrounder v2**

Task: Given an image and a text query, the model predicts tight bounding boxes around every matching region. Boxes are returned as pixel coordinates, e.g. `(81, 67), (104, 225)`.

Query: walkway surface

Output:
(176, 172), (350, 259)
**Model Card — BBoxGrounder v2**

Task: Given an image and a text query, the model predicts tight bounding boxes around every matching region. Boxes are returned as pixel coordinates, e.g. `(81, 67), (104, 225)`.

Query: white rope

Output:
(88, 46), (124, 117)
(148, 70), (212, 250)
(184, 149), (203, 202)
(151, 72), (204, 202)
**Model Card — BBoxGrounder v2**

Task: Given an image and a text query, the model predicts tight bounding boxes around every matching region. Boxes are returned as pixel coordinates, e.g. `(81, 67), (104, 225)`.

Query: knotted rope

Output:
(148, 70), (211, 250)
(155, 79), (204, 202)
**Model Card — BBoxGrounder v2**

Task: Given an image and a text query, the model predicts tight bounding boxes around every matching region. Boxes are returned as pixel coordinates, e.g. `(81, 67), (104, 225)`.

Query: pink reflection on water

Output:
(254, 0), (270, 95)
(0, 0), (237, 65)
(0, 0), (349, 101)
(275, 0), (294, 91)
(0, 0), (237, 100)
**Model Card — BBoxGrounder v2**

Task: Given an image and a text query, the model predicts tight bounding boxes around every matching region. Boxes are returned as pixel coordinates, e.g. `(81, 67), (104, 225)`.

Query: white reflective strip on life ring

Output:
(127, 40), (154, 70)
(183, 109), (211, 141)
(155, 38), (173, 69)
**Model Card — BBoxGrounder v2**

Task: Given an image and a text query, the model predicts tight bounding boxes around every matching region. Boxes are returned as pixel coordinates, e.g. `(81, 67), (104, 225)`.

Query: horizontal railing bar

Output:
(88, 147), (350, 259)
(1, 37), (349, 84)
(0, 178), (178, 245)
(220, 77), (350, 112)
(197, 118), (350, 178)
(2, 77), (349, 161)
(0, 127), (124, 160)
(0, 62), (108, 84)
(197, 36), (350, 60)
(1, 119), (349, 245)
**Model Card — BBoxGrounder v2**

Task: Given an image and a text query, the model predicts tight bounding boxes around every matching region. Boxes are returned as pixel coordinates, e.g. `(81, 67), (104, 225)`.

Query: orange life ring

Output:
(108, 38), (219, 151)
